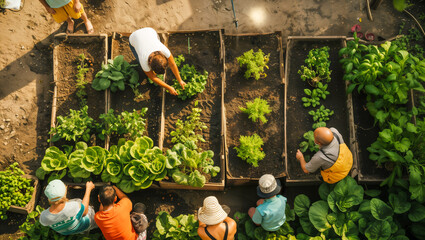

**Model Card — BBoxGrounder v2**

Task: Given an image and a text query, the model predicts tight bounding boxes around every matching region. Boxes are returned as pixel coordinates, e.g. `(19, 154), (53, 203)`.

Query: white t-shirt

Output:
(129, 27), (171, 72)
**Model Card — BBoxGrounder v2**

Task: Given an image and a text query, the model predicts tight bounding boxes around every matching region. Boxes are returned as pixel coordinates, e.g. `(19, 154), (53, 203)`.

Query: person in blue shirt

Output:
(248, 174), (287, 232)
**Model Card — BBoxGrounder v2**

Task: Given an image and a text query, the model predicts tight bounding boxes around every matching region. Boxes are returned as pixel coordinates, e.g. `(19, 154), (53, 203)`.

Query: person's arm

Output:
(225, 217), (237, 239)
(145, 71), (178, 95)
(38, 0), (56, 14)
(82, 181), (95, 216)
(112, 185), (128, 200)
(167, 54), (186, 89)
(296, 150), (310, 174)
(73, 0), (82, 12)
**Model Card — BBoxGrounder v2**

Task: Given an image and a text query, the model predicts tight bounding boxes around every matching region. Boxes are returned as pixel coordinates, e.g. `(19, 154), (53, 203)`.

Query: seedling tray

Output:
(223, 32), (285, 185)
(51, 33), (108, 148)
(158, 30), (225, 190)
(8, 175), (40, 215)
(284, 36), (356, 185)
(106, 32), (163, 148)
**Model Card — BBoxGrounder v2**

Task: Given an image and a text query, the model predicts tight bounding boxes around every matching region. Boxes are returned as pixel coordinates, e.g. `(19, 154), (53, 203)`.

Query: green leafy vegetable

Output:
(170, 102), (207, 145)
(75, 54), (90, 107)
(239, 97), (272, 124)
(234, 134), (265, 167)
(152, 211), (200, 240)
(298, 46), (332, 86)
(237, 49), (270, 80)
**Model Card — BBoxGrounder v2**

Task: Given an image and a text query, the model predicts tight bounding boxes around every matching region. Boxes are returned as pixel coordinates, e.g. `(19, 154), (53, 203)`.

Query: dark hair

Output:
(149, 51), (168, 74)
(99, 186), (116, 206)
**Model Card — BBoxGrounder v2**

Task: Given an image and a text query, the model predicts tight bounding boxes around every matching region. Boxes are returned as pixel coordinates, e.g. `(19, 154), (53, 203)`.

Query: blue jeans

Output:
(129, 43), (140, 63)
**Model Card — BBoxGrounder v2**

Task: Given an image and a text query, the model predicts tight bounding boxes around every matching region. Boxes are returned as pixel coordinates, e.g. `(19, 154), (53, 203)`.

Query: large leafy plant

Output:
(152, 211), (200, 240)
(298, 46), (332, 86)
(234, 134), (265, 167)
(292, 176), (423, 240)
(237, 49), (270, 80)
(172, 55), (209, 100)
(170, 102), (207, 145)
(49, 105), (95, 143)
(92, 55), (139, 93)
(166, 141), (220, 188)
(239, 97), (272, 124)
(98, 108), (148, 141)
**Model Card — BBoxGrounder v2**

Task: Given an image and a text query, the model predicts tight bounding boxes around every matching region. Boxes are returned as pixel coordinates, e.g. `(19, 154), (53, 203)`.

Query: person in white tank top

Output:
(129, 27), (186, 95)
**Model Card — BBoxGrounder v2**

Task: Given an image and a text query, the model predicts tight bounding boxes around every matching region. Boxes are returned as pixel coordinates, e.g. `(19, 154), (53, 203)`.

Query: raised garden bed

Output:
(51, 33), (108, 147)
(158, 30), (225, 190)
(8, 175), (40, 215)
(284, 36), (355, 184)
(106, 32), (163, 148)
(224, 32), (285, 185)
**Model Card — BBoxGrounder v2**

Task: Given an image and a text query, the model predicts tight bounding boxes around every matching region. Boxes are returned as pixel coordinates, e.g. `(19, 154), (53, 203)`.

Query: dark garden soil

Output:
(54, 36), (107, 147)
(162, 31), (222, 183)
(352, 91), (390, 181)
(285, 39), (350, 181)
(108, 34), (162, 146)
(224, 33), (285, 179)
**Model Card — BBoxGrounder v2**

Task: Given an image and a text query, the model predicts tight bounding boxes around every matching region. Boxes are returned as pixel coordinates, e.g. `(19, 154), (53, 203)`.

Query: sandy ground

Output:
(0, 0), (423, 238)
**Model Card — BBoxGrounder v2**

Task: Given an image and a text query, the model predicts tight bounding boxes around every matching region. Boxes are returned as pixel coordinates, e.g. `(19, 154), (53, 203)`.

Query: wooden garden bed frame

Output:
(8, 175), (40, 215)
(284, 36), (357, 185)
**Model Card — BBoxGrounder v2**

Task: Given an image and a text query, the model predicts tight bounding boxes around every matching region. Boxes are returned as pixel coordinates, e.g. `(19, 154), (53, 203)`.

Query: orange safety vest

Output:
(320, 135), (353, 184)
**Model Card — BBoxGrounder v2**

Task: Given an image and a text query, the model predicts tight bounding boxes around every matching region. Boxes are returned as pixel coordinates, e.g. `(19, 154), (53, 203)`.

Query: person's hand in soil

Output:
(296, 150), (309, 174)
(73, 0), (82, 13)
(145, 70), (178, 95)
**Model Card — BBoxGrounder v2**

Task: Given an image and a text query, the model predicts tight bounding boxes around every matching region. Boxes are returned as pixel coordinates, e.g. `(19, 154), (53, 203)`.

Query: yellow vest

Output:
(320, 143), (353, 184)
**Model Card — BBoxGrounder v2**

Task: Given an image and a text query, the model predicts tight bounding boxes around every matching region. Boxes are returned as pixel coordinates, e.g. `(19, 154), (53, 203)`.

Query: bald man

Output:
(296, 127), (353, 184)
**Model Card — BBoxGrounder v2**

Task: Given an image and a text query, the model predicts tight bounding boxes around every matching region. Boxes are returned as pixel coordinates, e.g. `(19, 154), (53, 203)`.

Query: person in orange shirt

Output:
(95, 185), (148, 240)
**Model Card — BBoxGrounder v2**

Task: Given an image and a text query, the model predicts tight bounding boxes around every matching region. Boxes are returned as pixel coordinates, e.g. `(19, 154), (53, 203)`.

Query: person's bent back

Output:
(95, 185), (139, 240)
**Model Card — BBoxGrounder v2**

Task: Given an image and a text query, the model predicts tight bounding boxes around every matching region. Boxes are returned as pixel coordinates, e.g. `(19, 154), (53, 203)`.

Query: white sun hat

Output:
(257, 174), (282, 198)
(198, 196), (228, 225)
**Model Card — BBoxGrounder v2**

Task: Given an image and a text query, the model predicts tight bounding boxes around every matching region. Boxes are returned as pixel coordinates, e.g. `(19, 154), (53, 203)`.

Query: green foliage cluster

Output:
(17, 206), (103, 240)
(237, 49), (270, 80)
(298, 47), (334, 160)
(234, 134), (265, 167)
(301, 82), (330, 108)
(98, 108), (148, 141)
(308, 105), (334, 122)
(92, 55), (139, 93)
(75, 54), (90, 107)
(50, 106), (148, 144)
(49, 105), (94, 143)
(172, 55), (209, 100)
(152, 211), (200, 240)
(340, 34), (425, 201)
(239, 97), (272, 124)
(233, 211), (296, 240)
(166, 141), (219, 188)
(170, 102), (207, 145)
(298, 47), (332, 86)
(0, 163), (34, 220)
(291, 176), (425, 240)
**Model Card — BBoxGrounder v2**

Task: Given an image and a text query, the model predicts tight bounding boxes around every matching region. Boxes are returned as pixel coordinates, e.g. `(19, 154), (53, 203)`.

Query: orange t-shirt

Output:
(95, 198), (138, 240)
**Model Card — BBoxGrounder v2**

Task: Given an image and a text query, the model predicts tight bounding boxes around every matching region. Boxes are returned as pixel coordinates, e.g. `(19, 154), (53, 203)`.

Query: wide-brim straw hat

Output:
(257, 174), (282, 198)
(198, 196), (228, 225)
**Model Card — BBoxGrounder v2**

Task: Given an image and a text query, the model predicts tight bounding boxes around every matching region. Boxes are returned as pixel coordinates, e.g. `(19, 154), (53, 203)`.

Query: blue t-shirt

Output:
(252, 195), (287, 231)
(45, 0), (71, 9)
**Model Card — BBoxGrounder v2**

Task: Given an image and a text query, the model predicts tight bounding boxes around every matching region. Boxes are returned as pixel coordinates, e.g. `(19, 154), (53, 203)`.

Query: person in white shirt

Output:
(129, 27), (186, 95)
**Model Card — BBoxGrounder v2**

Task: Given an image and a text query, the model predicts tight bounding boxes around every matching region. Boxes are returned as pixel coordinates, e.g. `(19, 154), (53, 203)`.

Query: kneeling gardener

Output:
(296, 127), (353, 184)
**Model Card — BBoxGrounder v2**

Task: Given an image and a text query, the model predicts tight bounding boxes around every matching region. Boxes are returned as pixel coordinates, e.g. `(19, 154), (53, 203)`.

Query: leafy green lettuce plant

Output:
(166, 140), (219, 188)
(239, 97), (272, 124)
(68, 142), (107, 179)
(92, 55), (139, 92)
(49, 105), (95, 143)
(152, 211), (200, 240)
(298, 46), (332, 86)
(237, 49), (270, 80)
(234, 134), (265, 167)
(172, 55), (208, 100)
(98, 108), (148, 141)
